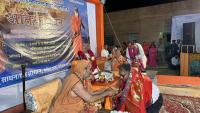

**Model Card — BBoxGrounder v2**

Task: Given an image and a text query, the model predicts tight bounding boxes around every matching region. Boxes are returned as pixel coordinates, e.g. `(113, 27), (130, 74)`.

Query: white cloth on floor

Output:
(152, 83), (160, 104)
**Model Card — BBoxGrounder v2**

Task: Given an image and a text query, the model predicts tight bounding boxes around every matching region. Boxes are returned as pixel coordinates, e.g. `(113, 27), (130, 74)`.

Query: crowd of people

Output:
(103, 38), (182, 70)
(49, 60), (162, 113)
(48, 41), (164, 113)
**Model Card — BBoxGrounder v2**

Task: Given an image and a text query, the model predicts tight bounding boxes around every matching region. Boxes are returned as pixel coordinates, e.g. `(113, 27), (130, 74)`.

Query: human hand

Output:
(106, 88), (118, 96)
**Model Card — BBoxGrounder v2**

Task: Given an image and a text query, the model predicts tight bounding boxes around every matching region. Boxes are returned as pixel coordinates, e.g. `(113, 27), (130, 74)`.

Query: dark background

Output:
(104, 0), (184, 12)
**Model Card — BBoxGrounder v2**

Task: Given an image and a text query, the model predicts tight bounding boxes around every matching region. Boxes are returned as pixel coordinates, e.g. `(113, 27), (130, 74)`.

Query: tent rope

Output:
(103, 6), (122, 49)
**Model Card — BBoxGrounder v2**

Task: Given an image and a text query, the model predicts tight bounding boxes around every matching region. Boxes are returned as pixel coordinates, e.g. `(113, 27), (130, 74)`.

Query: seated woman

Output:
(112, 48), (126, 71)
(116, 63), (162, 113)
(49, 60), (117, 113)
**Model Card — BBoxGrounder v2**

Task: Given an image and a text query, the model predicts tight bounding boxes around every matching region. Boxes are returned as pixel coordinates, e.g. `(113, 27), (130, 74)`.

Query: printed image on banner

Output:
(0, 0), (89, 88)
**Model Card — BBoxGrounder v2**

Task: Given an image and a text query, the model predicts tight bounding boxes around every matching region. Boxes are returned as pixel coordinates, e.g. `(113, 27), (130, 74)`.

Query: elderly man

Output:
(117, 64), (163, 113)
(50, 60), (117, 113)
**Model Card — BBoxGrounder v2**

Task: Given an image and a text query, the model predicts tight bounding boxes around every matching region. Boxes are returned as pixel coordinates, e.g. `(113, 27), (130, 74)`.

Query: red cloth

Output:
(119, 69), (152, 113)
(78, 50), (97, 71)
(78, 51), (87, 60)
(87, 50), (95, 56)
(87, 49), (97, 71)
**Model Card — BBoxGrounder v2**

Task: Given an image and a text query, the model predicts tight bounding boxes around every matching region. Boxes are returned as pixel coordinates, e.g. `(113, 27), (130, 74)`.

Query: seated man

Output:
(171, 55), (180, 70)
(50, 60), (117, 113)
(117, 64), (162, 113)
(101, 45), (109, 58)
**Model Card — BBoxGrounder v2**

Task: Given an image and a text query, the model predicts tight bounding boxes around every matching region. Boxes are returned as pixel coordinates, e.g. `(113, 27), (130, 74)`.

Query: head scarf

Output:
(73, 60), (90, 81)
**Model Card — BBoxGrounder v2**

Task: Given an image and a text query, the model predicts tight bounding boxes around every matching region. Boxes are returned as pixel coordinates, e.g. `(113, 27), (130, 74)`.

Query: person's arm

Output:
(72, 81), (116, 103)
(85, 80), (108, 95)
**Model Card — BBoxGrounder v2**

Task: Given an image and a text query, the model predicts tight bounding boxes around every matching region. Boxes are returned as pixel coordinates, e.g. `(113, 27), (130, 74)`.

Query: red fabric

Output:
(148, 47), (157, 67)
(143, 75), (152, 107)
(78, 50), (97, 71)
(162, 94), (200, 113)
(87, 50), (95, 56)
(87, 49), (97, 71)
(119, 69), (152, 113)
(78, 51), (87, 60)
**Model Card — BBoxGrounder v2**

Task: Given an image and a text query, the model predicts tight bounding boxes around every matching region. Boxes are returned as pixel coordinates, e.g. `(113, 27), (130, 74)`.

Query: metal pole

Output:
(21, 64), (26, 110)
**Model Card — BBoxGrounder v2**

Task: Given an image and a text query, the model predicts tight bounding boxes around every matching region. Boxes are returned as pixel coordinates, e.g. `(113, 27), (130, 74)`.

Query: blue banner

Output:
(0, 0), (89, 88)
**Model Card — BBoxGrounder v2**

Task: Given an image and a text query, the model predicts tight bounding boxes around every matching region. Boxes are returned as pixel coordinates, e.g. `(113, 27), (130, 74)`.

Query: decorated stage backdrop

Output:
(0, 0), (89, 111)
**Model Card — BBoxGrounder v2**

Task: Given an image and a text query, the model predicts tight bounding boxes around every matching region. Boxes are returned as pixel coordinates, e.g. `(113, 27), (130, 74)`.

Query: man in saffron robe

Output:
(50, 60), (117, 113)
(117, 64), (162, 113)
(71, 7), (85, 56)
(148, 42), (157, 67)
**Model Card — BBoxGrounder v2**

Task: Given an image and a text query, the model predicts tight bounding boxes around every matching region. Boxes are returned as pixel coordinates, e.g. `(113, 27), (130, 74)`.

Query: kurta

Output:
(49, 74), (84, 113)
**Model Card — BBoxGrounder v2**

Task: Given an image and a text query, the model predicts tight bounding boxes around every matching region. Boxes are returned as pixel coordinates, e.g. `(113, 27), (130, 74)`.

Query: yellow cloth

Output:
(91, 77), (120, 92)
(28, 79), (62, 113)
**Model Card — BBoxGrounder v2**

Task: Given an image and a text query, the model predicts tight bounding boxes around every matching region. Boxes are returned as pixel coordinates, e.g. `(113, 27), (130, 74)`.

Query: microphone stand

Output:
(21, 64), (26, 110)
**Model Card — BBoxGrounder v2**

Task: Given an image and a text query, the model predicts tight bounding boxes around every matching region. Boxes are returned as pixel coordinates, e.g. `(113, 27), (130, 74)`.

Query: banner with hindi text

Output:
(0, 0), (89, 111)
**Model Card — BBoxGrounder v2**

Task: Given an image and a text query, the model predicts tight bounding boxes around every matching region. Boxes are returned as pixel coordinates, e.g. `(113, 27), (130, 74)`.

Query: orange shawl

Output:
(50, 60), (90, 113)
(120, 68), (152, 113)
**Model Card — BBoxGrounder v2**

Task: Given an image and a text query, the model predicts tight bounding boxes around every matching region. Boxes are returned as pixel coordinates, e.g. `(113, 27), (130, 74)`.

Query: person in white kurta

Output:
(101, 45), (109, 58)
(135, 43), (147, 71)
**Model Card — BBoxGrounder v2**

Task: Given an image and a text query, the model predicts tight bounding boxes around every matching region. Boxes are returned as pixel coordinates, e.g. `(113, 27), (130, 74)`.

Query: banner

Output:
(0, 0), (88, 111)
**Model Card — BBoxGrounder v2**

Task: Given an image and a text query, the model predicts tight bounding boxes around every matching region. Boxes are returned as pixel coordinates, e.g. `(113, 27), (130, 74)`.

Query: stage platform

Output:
(2, 75), (200, 113)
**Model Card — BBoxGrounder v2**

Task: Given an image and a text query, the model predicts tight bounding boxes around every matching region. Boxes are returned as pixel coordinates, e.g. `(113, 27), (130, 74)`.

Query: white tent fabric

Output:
(171, 13), (200, 53)
(87, 3), (97, 55)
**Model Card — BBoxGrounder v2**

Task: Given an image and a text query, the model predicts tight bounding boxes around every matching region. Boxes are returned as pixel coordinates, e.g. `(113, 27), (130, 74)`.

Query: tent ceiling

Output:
(104, 0), (184, 12)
